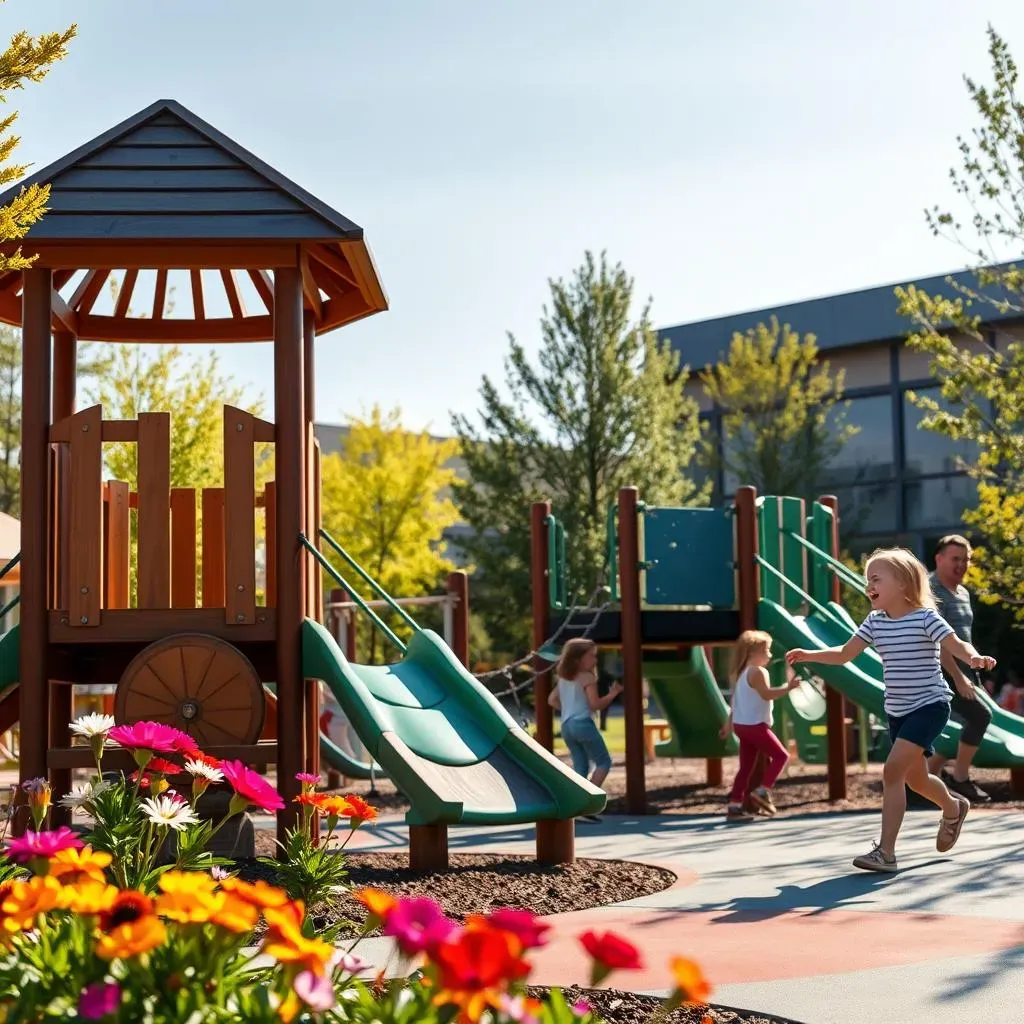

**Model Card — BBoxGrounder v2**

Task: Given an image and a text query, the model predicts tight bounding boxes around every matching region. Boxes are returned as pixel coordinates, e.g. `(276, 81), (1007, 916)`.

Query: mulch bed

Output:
(527, 988), (804, 1024)
(237, 850), (676, 937)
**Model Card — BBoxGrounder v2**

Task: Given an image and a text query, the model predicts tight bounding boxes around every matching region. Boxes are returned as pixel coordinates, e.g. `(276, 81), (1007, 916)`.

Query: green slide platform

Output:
(758, 599), (1024, 768)
(301, 618), (606, 825)
(646, 648), (738, 758)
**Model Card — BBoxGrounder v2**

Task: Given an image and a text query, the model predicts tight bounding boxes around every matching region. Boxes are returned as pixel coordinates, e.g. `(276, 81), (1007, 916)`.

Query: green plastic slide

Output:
(646, 648), (738, 758)
(758, 598), (1024, 768)
(301, 618), (606, 825)
(0, 625), (18, 693)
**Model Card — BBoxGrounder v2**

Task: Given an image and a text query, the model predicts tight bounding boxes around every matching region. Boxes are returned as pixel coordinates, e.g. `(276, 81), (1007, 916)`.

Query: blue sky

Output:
(12, 2), (1024, 432)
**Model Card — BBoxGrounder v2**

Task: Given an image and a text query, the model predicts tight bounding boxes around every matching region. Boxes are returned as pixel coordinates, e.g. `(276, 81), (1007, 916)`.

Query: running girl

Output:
(721, 630), (799, 820)
(787, 547), (996, 873)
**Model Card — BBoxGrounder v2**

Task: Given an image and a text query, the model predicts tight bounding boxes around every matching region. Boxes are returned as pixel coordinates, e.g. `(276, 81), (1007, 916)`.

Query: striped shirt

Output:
(854, 608), (954, 716)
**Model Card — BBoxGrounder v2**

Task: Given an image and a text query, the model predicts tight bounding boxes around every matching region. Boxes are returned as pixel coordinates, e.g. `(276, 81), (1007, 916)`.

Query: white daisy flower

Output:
(69, 713), (116, 739)
(183, 759), (225, 784)
(58, 779), (110, 812)
(141, 794), (199, 831)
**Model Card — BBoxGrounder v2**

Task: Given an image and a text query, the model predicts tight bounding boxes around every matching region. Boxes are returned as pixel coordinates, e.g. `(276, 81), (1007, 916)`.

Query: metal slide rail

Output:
(786, 531), (866, 592)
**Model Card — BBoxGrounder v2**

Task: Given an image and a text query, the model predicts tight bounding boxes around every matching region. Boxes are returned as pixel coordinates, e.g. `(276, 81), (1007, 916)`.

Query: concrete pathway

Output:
(289, 807), (1024, 1024)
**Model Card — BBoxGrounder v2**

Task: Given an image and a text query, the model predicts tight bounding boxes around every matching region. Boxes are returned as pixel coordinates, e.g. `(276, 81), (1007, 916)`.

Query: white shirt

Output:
(731, 666), (772, 726)
(557, 676), (593, 723)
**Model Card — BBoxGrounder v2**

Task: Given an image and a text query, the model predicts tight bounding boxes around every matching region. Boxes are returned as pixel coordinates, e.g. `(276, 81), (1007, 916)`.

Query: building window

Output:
(829, 480), (899, 533)
(827, 344), (892, 389)
(820, 394), (895, 485)
(902, 390), (979, 476)
(904, 475), (976, 530)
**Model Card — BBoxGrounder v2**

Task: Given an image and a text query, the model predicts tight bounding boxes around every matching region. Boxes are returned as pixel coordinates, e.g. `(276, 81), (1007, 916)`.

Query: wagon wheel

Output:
(115, 634), (265, 748)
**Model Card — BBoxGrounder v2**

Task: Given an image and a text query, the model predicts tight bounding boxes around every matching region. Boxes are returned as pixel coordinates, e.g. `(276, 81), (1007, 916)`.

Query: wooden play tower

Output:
(0, 99), (387, 839)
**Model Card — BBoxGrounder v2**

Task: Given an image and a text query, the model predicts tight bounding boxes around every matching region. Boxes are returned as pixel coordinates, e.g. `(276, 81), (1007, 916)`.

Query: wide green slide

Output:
(301, 618), (606, 825)
(759, 598), (1024, 768)
(646, 648), (738, 758)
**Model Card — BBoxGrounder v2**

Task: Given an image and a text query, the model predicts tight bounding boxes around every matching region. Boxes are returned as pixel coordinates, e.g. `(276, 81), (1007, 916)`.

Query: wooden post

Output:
(818, 493), (848, 801)
(104, 482), (131, 609)
(224, 407), (257, 625)
(530, 501), (553, 750)
(618, 487), (646, 815)
(170, 489), (197, 609)
(409, 824), (449, 872)
(49, 329), (75, 825)
(325, 586), (346, 790)
(303, 312), (320, 794)
(734, 486), (759, 632)
(536, 819), (575, 865)
(447, 571), (469, 666)
(706, 758), (723, 786)
(201, 489), (226, 608)
(274, 266), (306, 842)
(264, 482), (276, 604)
(137, 413), (171, 610)
(19, 268), (52, 820)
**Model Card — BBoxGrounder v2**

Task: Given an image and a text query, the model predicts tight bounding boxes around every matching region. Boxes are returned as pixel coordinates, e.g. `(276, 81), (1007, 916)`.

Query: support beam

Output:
(818, 493), (848, 802)
(274, 266), (305, 845)
(302, 310), (319, 793)
(19, 269), (52, 830)
(734, 486), (759, 632)
(536, 818), (575, 865)
(530, 502), (553, 750)
(447, 571), (469, 667)
(618, 487), (646, 815)
(409, 824), (449, 872)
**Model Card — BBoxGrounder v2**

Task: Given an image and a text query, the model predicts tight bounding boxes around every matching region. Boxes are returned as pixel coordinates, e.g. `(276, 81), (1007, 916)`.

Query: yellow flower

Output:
(211, 893), (259, 934)
(154, 870), (223, 924)
(95, 914), (166, 960)
(276, 990), (301, 1023)
(1, 876), (61, 932)
(58, 881), (118, 915)
(669, 956), (712, 1004)
(49, 846), (112, 885)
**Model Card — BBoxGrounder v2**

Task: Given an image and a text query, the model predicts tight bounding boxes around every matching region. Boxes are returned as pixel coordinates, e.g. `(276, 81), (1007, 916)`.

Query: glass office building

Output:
(658, 268), (1022, 561)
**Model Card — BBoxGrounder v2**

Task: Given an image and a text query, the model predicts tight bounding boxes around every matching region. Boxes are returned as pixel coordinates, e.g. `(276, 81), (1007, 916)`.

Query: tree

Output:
(452, 251), (706, 655)
(700, 317), (857, 502)
(896, 26), (1024, 618)
(320, 406), (460, 664)
(0, 9), (76, 275)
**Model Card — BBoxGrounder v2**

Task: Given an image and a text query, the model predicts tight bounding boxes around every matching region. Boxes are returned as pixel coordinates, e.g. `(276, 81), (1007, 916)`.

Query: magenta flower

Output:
(293, 969), (335, 1011)
(295, 772), (320, 785)
(109, 722), (187, 768)
(220, 760), (285, 813)
(383, 896), (457, 957)
(572, 1000), (592, 1018)
(6, 827), (83, 864)
(332, 950), (367, 975)
(486, 908), (551, 950)
(78, 981), (121, 1020)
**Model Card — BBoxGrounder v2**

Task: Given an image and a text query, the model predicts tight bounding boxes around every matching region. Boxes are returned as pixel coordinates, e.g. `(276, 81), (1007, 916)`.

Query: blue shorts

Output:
(886, 700), (950, 757)
(561, 715), (612, 777)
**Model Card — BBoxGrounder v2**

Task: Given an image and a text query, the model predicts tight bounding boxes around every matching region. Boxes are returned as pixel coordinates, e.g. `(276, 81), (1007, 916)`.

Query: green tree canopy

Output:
(700, 317), (856, 502)
(452, 251), (706, 654)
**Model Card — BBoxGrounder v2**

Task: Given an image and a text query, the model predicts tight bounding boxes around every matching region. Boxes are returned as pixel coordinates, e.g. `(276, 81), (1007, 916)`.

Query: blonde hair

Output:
(732, 630), (772, 680)
(864, 547), (936, 610)
(556, 638), (597, 681)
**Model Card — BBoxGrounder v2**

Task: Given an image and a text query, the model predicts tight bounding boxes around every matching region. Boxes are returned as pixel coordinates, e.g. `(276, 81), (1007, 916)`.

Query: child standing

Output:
(787, 547), (996, 873)
(721, 630), (799, 821)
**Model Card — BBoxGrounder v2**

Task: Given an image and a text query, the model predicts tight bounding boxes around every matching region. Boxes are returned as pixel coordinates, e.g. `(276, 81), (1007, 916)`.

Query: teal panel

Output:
(642, 506), (735, 607)
(758, 497), (784, 605)
(807, 502), (835, 607)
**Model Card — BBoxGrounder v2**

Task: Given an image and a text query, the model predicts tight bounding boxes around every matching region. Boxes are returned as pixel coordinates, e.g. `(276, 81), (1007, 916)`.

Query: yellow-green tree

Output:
(700, 317), (857, 501)
(0, 9), (76, 274)
(320, 406), (459, 663)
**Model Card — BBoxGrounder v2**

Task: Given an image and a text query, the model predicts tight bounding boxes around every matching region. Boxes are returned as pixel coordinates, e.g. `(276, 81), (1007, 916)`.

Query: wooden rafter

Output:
(247, 269), (273, 314)
(52, 269), (76, 292)
(68, 270), (110, 316)
(299, 251), (323, 319)
(114, 269), (139, 319)
(308, 259), (347, 302)
(190, 269), (205, 320)
(50, 291), (78, 334)
(153, 269), (168, 320)
(220, 269), (246, 319)
(308, 244), (358, 288)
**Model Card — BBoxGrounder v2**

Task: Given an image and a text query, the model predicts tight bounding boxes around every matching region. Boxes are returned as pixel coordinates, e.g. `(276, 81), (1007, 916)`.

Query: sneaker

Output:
(749, 786), (777, 816)
(944, 772), (991, 804)
(852, 843), (898, 873)
(936, 796), (970, 853)
(726, 803), (755, 821)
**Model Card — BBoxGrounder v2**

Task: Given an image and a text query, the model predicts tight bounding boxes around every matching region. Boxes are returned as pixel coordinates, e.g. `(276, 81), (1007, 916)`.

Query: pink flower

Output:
(330, 949), (367, 975)
(6, 827), (83, 864)
(383, 896), (457, 957)
(293, 970), (335, 1011)
(295, 772), (320, 786)
(501, 994), (541, 1024)
(484, 908), (551, 950)
(220, 760), (285, 813)
(78, 981), (121, 1020)
(108, 722), (187, 768)
(571, 999), (592, 1018)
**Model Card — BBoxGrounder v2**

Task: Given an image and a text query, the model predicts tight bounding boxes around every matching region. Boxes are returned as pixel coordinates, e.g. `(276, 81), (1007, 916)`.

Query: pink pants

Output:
(729, 723), (789, 803)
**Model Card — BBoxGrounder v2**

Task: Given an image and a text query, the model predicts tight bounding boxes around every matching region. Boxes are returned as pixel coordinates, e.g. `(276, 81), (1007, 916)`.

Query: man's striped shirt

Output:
(854, 608), (954, 716)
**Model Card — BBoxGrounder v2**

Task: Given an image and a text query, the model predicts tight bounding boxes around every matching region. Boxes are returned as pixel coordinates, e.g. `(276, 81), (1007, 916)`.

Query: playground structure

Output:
(532, 486), (1024, 812)
(0, 98), (603, 870)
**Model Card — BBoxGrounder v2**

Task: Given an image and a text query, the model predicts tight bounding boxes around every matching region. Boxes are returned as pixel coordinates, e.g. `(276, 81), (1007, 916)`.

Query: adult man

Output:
(928, 535), (992, 803)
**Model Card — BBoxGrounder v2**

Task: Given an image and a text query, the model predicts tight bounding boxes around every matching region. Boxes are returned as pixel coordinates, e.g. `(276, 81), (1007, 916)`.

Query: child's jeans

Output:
(729, 723), (788, 803)
(561, 715), (613, 778)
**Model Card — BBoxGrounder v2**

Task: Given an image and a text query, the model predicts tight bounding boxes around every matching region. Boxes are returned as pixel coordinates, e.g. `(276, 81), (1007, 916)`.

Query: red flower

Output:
(146, 758), (181, 775)
(435, 924), (529, 991)
(470, 908), (549, 951)
(219, 760), (285, 813)
(578, 930), (643, 986)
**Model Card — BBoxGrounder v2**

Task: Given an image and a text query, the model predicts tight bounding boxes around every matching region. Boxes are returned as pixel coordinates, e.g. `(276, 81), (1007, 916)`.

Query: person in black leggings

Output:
(928, 535), (992, 804)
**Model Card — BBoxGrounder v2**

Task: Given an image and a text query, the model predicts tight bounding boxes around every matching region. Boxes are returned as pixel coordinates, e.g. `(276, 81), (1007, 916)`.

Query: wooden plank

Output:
(299, 251), (323, 319)
(320, 290), (375, 332)
(51, 167), (277, 190)
(102, 420), (139, 443)
(190, 268), (205, 319)
(27, 213), (340, 240)
(153, 268), (167, 319)
(306, 422), (318, 617)
(80, 147), (243, 169)
(22, 242), (299, 270)
(49, 607), (275, 645)
(224, 407), (256, 625)
(55, 445), (71, 611)
(49, 741), (278, 772)
(67, 269), (109, 315)
(113, 268), (138, 318)
(170, 488), (197, 609)
(103, 480), (130, 609)
(221, 269), (245, 319)
(253, 417), (275, 443)
(201, 488), (226, 608)
(248, 269), (273, 312)
(264, 481), (276, 607)
(50, 189), (307, 213)
(137, 412), (171, 609)
(308, 243), (359, 287)
(50, 290), (78, 334)
(67, 405), (103, 627)
(76, 314), (274, 344)
(339, 241), (388, 309)
(113, 124), (226, 146)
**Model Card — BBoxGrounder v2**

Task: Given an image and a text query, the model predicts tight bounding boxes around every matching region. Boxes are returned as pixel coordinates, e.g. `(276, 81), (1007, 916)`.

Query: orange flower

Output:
(294, 793), (322, 809)
(58, 881), (118, 915)
(95, 914), (166, 960)
(337, 793), (377, 825)
(1, 876), (61, 932)
(432, 987), (505, 1024)
(263, 903), (334, 975)
(99, 891), (154, 933)
(154, 870), (222, 924)
(355, 887), (396, 924)
(48, 846), (112, 885)
(219, 876), (291, 911)
(211, 893), (259, 934)
(669, 956), (712, 1005)
(435, 924), (528, 991)
(314, 795), (351, 817)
